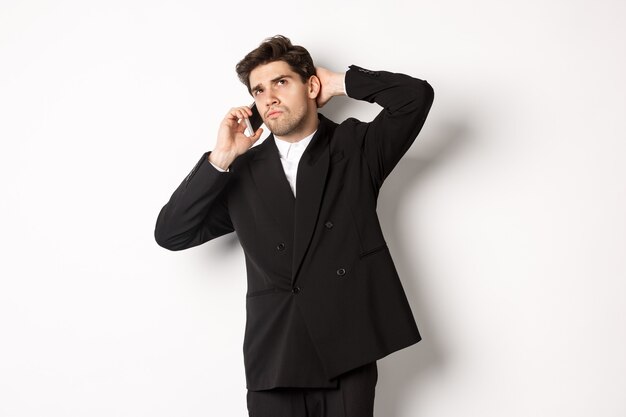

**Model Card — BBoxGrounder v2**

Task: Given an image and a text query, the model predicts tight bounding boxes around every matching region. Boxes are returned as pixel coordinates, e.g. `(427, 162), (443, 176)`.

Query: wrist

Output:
(332, 72), (347, 96)
(208, 149), (236, 170)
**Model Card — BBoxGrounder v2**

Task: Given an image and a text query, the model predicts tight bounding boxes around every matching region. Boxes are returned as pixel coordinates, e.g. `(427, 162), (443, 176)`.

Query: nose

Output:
(264, 90), (279, 108)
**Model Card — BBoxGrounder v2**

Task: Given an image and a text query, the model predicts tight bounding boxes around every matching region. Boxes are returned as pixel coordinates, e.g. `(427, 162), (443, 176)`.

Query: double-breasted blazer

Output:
(155, 65), (434, 391)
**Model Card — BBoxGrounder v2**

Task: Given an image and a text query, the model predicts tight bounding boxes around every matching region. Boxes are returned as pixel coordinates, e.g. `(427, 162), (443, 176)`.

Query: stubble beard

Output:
(265, 106), (308, 137)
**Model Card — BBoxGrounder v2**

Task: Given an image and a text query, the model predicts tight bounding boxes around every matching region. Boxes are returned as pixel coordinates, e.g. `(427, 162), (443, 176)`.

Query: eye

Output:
(277, 79), (287, 85)
(253, 89), (263, 96)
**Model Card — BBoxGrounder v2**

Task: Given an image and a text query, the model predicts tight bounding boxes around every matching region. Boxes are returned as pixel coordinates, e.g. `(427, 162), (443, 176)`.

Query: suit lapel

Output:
(292, 115), (332, 283)
(250, 115), (334, 285)
(250, 136), (295, 235)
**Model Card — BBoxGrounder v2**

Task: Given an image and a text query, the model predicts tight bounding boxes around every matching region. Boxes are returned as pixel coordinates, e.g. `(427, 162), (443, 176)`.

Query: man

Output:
(155, 35), (434, 417)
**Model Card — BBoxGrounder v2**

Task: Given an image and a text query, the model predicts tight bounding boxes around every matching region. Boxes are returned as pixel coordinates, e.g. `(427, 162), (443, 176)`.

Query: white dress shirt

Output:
(272, 131), (316, 197)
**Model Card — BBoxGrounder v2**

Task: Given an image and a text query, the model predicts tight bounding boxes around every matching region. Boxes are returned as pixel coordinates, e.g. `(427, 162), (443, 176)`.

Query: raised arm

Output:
(345, 65), (434, 189)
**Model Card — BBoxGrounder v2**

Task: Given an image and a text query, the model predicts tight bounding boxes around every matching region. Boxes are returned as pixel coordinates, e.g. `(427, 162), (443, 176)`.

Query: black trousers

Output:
(246, 362), (378, 417)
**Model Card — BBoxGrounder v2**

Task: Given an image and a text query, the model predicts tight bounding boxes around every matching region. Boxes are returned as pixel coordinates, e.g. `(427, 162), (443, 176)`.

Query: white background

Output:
(2, 0), (625, 416)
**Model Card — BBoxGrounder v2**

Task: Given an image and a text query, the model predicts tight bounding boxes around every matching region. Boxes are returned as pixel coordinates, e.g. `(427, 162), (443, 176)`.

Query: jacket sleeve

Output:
(154, 151), (234, 251)
(345, 65), (434, 189)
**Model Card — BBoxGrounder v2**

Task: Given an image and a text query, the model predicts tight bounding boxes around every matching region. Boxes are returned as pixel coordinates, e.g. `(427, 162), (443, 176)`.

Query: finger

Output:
(235, 107), (246, 121)
(250, 127), (264, 143)
(226, 107), (252, 121)
(238, 105), (252, 116)
(225, 108), (240, 121)
(236, 118), (248, 133)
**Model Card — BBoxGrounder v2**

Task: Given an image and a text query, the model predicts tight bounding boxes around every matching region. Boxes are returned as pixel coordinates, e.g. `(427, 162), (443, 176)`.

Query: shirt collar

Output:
(273, 130), (317, 160)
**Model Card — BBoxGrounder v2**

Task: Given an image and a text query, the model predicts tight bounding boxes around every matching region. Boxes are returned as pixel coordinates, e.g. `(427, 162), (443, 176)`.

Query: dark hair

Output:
(236, 35), (316, 94)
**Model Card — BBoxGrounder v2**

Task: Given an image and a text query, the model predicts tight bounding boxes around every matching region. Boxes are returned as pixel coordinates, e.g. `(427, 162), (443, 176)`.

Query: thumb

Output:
(250, 127), (264, 144)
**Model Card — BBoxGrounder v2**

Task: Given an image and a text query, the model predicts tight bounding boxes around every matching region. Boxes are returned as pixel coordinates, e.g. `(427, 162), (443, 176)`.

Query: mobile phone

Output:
(244, 102), (263, 137)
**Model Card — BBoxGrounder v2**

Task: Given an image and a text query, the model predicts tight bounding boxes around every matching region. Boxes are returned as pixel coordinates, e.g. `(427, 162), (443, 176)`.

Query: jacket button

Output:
(292, 286), (301, 294)
(336, 268), (346, 276)
(325, 221), (334, 229)
(276, 242), (285, 251)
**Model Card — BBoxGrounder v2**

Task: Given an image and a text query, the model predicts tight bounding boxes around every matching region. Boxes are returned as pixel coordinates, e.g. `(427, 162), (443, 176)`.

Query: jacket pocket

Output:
(359, 243), (388, 259)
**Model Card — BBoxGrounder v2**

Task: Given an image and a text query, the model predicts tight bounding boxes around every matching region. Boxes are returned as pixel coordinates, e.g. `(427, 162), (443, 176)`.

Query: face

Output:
(249, 60), (318, 140)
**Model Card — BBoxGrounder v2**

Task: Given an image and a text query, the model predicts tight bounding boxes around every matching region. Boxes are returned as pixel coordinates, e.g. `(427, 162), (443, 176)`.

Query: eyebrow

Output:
(251, 74), (293, 92)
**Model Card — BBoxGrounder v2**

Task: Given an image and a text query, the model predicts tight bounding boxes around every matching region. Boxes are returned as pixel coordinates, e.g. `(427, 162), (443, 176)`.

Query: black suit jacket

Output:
(155, 65), (434, 390)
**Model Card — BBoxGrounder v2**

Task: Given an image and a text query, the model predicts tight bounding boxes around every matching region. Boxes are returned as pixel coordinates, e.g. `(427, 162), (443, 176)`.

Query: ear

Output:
(307, 75), (321, 99)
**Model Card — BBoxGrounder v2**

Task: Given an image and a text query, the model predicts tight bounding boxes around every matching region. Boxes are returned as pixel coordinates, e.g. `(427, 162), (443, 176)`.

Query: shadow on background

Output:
(374, 119), (471, 416)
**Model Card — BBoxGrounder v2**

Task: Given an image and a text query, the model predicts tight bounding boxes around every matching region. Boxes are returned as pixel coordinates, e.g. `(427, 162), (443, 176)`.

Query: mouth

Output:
(267, 109), (283, 118)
